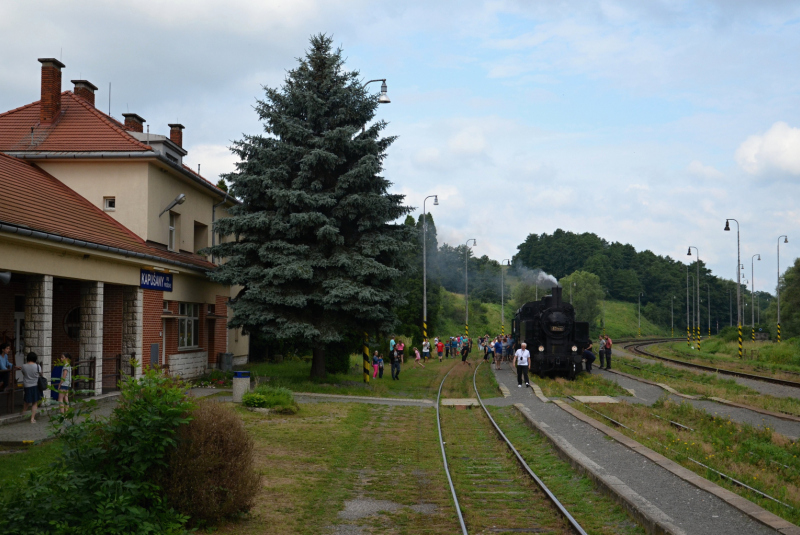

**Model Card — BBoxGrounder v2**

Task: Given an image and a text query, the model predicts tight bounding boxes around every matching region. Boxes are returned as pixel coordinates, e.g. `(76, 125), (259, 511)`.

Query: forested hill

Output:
(513, 229), (771, 330)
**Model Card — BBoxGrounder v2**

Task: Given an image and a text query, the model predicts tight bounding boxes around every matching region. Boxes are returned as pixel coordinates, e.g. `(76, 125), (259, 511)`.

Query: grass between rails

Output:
(646, 340), (800, 381)
(570, 397), (800, 525)
(615, 355), (800, 417)
(211, 402), (457, 534)
(243, 353), (501, 400)
(487, 406), (646, 535)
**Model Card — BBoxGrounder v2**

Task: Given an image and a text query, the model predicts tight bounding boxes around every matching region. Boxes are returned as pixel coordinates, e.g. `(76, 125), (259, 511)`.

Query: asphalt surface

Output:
(491, 365), (780, 535)
(594, 367), (800, 439)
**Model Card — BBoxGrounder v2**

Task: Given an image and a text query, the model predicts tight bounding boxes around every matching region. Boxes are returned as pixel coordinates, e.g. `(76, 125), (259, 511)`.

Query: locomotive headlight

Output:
(538, 345), (545, 352)
(571, 345), (578, 352)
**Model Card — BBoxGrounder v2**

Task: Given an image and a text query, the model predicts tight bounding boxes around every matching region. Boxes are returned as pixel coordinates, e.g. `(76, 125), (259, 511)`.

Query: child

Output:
(58, 352), (72, 414)
(378, 354), (384, 378)
(413, 347), (425, 368)
(372, 350), (379, 379)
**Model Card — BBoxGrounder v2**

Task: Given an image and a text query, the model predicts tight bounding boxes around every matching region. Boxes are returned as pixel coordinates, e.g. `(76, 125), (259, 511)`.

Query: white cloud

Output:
(447, 126), (487, 156)
(735, 121), (800, 176)
(687, 160), (724, 179)
(185, 144), (239, 184)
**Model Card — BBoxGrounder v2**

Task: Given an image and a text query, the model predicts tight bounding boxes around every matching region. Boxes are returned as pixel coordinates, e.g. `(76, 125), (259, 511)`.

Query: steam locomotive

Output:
(511, 286), (591, 380)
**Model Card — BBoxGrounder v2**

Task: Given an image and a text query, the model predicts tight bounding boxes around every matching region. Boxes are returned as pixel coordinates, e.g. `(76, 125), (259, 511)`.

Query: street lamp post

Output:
(724, 219), (743, 358)
(778, 235), (788, 342)
(751, 254), (760, 341)
(729, 288), (732, 327)
(501, 259), (510, 335)
(638, 292), (644, 338)
(464, 239), (476, 336)
(570, 282), (576, 304)
(686, 265), (691, 347)
(688, 246), (701, 350)
(708, 285), (713, 336)
(671, 296), (675, 338)
(689, 275), (695, 346)
(422, 195), (438, 342)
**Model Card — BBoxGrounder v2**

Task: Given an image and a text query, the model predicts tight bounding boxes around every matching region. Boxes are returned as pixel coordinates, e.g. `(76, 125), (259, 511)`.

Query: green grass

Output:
(532, 371), (631, 398)
(436, 289), (515, 339)
(243, 353), (501, 400)
(599, 300), (669, 339)
(243, 385), (299, 413)
(0, 440), (62, 485)
(572, 397), (800, 525)
(212, 402), (458, 534)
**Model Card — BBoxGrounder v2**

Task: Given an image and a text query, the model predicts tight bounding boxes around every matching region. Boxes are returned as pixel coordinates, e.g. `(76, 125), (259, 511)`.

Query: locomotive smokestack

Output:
(552, 286), (563, 307)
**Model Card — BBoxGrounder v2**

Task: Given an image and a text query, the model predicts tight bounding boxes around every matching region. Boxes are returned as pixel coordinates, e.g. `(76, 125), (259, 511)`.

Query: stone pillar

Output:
(80, 281), (104, 395)
(122, 287), (143, 378)
(24, 275), (53, 378)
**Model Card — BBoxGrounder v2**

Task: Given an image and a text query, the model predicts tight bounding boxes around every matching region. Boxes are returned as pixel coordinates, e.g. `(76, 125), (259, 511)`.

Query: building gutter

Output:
(4, 150), (239, 205)
(0, 221), (210, 273)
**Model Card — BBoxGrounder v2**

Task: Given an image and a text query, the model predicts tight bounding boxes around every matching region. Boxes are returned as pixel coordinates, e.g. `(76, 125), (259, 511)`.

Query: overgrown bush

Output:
(160, 401), (261, 526)
(0, 368), (193, 535)
(242, 385), (298, 413)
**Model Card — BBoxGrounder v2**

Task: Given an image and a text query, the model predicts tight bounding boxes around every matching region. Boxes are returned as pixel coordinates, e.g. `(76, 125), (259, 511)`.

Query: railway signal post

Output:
(363, 332), (370, 383)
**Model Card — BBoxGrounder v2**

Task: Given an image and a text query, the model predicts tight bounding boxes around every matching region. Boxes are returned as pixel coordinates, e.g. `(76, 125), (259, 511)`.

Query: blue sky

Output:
(1, 0), (799, 293)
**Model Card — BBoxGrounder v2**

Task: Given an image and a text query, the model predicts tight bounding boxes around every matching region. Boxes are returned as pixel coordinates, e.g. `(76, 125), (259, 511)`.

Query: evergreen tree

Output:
(208, 35), (412, 377)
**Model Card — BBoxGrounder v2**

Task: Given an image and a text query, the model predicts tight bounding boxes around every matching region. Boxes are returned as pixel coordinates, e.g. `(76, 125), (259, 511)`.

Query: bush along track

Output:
(569, 396), (800, 526)
(435, 362), (645, 534)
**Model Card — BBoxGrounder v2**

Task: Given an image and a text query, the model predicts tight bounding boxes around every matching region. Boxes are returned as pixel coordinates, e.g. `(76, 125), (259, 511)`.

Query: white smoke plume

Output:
(513, 266), (558, 289)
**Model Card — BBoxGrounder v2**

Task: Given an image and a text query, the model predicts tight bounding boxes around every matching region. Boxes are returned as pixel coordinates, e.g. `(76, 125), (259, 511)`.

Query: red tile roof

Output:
(0, 92), (151, 152)
(0, 153), (214, 271)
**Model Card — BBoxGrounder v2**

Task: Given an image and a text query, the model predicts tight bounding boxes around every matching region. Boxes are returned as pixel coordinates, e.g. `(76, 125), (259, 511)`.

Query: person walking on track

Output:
(436, 339), (444, 362)
(604, 335), (613, 370)
(413, 347), (425, 368)
(513, 343), (531, 388)
(422, 338), (431, 363)
(494, 337), (503, 370)
(461, 341), (472, 366)
(391, 349), (402, 380)
(597, 335), (607, 369)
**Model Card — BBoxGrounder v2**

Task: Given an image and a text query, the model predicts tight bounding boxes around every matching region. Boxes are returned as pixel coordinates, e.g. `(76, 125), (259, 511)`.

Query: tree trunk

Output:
(310, 345), (326, 379)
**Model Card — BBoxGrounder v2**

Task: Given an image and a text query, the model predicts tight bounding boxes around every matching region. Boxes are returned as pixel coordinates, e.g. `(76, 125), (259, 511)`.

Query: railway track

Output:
(436, 363), (588, 535)
(624, 338), (800, 389)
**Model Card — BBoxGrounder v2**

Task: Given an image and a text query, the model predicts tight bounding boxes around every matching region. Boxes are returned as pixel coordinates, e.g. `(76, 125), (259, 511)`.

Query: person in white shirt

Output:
(512, 343), (531, 388)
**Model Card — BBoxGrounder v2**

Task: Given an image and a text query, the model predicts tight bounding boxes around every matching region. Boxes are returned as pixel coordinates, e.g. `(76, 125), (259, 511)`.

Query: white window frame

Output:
(168, 213), (176, 251)
(178, 303), (199, 349)
(103, 197), (116, 211)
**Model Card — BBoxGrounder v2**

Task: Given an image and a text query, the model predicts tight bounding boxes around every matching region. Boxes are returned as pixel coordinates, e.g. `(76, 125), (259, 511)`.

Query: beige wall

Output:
(38, 161), (150, 240)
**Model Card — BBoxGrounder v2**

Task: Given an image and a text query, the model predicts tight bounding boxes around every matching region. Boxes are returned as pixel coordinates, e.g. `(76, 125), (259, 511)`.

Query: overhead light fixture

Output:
(433, 195), (438, 206)
(159, 193), (186, 217)
(378, 81), (390, 104)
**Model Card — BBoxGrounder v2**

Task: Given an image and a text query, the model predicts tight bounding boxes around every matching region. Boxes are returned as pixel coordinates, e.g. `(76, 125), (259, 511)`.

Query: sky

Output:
(1, 0), (800, 293)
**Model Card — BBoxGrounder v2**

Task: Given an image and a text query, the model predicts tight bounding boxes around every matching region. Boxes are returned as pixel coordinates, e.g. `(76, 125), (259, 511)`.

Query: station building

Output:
(0, 58), (247, 395)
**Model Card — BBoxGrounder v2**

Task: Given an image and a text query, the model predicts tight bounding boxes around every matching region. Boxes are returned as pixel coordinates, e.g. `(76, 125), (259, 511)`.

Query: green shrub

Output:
(160, 401), (260, 526)
(243, 385), (298, 413)
(0, 368), (194, 535)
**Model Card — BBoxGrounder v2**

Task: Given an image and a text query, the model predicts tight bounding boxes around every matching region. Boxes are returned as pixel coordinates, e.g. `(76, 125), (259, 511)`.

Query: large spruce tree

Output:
(209, 35), (412, 377)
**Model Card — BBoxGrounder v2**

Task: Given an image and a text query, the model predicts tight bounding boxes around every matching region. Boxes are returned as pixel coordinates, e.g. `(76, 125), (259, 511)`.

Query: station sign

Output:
(140, 269), (173, 292)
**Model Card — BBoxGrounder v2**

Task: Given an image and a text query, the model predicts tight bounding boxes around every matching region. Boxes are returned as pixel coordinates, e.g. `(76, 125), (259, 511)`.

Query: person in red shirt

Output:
(436, 340), (445, 362)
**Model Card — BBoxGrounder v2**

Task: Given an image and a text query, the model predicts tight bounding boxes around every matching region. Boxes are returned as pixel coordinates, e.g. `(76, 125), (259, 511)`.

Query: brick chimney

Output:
(38, 58), (65, 124)
(122, 113), (146, 133)
(71, 80), (98, 107)
(168, 123), (184, 147)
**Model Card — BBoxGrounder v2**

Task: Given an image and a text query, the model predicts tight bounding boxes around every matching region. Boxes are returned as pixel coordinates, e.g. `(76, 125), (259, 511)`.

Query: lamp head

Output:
(724, 220), (730, 231)
(785, 236), (789, 243)
(757, 254), (761, 261)
(378, 81), (390, 104)
(687, 248), (692, 256)
(176, 193), (186, 205)
(433, 195), (438, 206)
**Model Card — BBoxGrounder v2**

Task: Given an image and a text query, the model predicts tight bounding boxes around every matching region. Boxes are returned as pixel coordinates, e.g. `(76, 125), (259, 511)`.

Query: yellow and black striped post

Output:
(708, 327), (710, 338)
(738, 324), (743, 359)
(687, 326), (690, 347)
(778, 323), (782, 343)
(638, 327), (641, 338)
(465, 324), (469, 337)
(422, 320), (427, 340)
(501, 324), (504, 336)
(363, 332), (370, 384)
(751, 328), (755, 342)
(696, 325), (700, 351)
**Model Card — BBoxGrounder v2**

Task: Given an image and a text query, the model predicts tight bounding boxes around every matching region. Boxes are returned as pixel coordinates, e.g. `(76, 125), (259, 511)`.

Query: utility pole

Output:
(501, 259), (510, 335)
(724, 219), (742, 358)
(778, 235), (788, 342)
(422, 195), (438, 343)
(464, 239), (476, 336)
(751, 254), (760, 342)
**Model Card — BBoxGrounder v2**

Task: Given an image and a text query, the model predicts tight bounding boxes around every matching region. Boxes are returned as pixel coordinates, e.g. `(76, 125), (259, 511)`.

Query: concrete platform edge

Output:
(553, 399), (800, 535)
(513, 403), (685, 535)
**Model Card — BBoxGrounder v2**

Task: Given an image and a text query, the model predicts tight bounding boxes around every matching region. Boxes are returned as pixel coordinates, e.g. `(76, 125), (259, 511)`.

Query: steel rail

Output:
(436, 365), (468, 535)
(473, 362), (588, 535)
(625, 340), (800, 389)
